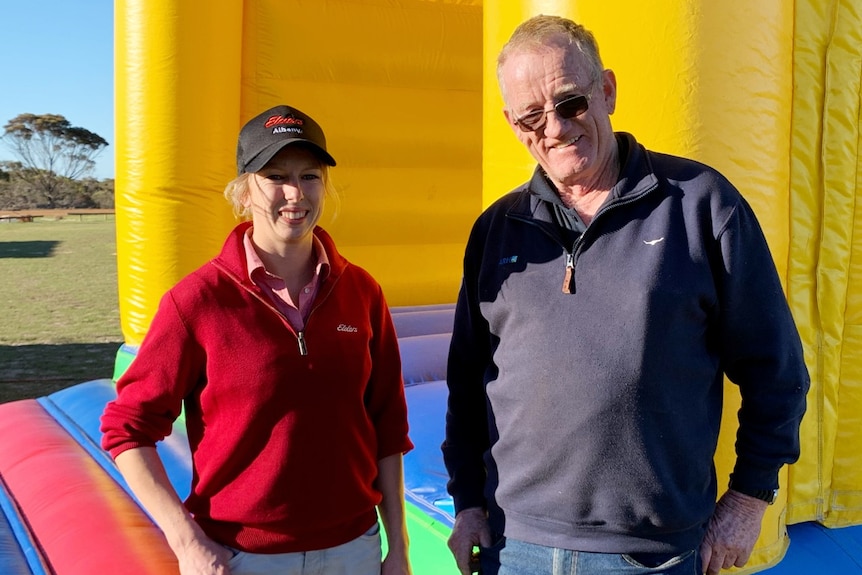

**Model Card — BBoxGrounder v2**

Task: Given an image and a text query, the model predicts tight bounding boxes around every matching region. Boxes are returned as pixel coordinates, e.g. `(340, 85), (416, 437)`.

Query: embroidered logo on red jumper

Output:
(265, 115), (304, 128)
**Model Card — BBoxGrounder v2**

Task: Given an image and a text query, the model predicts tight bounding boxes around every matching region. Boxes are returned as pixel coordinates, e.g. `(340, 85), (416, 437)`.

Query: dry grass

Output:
(0, 214), (122, 403)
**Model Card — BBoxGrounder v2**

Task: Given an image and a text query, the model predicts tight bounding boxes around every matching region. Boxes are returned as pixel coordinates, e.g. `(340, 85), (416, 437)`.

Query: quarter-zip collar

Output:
(508, 133), (660, 228)
(209, 221), (349, 355)
(505, 132), (662, 293)
(211, 221), (348, 296)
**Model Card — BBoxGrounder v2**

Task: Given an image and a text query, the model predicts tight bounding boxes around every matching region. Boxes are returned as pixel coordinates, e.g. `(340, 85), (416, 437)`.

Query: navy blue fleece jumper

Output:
(443, 133), (809, 553)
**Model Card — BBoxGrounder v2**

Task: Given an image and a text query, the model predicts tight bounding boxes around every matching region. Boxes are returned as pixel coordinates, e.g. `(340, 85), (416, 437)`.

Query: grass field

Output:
(0, 214), (122, 403)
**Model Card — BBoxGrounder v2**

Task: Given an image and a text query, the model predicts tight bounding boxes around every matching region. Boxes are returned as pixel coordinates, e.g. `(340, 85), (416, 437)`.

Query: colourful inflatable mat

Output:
(38, 379), (194, 501)
(0, 398), (178, 574)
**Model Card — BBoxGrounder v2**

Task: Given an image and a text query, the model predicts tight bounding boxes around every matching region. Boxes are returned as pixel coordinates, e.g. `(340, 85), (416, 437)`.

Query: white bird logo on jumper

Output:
(643, 237), (665, 245)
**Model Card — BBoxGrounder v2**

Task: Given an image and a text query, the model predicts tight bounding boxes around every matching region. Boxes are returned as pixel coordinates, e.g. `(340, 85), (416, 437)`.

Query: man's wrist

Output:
(455, 506), (487, 519)
(728, 481), (778, 504)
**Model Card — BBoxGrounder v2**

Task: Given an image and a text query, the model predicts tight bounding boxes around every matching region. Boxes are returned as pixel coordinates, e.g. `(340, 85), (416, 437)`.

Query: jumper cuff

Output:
(452, 491), (486, 515)
(105, 439), (157, 460)
(729, 464), (780, 492)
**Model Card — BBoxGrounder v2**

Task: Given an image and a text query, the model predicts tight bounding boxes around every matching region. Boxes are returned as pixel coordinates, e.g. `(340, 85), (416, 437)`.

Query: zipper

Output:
(562, 252), (575, 294)
(564, 191), (647, 292)
(508, 210), (578, 294)
(508, 185), (657, 294)
(210, 259), (344, 357)
(295, 270), (345, 356)
(564, 234), (587, 294)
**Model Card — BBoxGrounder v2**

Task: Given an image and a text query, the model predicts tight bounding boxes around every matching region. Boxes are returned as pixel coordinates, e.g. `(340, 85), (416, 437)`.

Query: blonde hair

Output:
(497, 15), (604, 97)
(223, 162), (340, 221)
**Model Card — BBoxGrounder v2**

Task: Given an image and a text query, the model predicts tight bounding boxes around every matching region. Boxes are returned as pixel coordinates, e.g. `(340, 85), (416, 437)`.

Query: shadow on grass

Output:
(0, 342), (121, 403)
(0, 240), (60, 258)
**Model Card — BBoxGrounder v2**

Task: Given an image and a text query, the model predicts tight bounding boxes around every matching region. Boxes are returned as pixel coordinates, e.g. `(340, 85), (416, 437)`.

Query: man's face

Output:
(500, 41), (617, 190)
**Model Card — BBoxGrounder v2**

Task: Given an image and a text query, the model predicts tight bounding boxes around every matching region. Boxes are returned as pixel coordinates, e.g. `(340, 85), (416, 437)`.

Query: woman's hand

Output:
(175, 536), (234, 575)
(382, 546), (412, 575)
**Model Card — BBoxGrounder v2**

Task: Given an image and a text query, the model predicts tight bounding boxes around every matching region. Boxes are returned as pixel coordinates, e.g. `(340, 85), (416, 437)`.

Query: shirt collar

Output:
(243, 228), (330, 283)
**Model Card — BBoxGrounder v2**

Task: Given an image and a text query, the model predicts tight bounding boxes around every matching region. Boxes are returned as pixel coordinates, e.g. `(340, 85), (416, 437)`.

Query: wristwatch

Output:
(728, 481), (778, 504)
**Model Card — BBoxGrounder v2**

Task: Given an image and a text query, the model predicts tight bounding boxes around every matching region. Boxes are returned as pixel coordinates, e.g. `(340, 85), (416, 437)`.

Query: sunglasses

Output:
(513, 93), (591, 132)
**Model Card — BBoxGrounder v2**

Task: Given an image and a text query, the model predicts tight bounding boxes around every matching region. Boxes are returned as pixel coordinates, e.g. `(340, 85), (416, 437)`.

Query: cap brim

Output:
(242, 139), (336, 174)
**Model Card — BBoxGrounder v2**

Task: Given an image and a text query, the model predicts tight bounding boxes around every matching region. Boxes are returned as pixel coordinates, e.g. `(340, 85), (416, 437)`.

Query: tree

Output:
(1, 113), (108, 208)
(0, 162), (34, 210)
(0, 161), (115, 210)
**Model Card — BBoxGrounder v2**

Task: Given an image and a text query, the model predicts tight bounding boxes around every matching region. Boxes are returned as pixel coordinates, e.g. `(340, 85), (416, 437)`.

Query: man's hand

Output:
(699, 489), (769, 575)
(448, 507), (492, 575)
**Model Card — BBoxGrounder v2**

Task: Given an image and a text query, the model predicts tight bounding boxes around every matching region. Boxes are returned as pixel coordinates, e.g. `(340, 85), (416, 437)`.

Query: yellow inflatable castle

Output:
(109, 0), (860, 571)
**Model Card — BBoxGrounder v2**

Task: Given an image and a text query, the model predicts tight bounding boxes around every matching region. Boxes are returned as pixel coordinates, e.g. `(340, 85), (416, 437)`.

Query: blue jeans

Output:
(480, 536), (702, 575)
(226, 523), (382, 575)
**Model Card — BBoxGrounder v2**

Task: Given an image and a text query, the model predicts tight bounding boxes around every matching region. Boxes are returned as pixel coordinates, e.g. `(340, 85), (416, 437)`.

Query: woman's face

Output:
(243, 146), (326, 253)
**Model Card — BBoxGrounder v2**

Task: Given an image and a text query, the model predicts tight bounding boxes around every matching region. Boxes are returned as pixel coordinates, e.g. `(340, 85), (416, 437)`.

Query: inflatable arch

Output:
(1, 0), (861, 573)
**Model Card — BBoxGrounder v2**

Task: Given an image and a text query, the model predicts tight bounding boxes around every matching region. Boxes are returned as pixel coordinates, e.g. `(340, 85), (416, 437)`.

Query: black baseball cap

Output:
(236, 104), (336, 175)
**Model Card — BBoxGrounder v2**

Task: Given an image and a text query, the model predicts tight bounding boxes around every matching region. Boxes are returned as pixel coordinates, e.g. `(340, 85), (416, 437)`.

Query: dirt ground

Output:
(0, 343), (120, 403)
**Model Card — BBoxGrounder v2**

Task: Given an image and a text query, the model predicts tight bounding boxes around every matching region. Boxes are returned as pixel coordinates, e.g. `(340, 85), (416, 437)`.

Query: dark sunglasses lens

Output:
(557, 95), (588, 119)
(519, 112), (544, 130)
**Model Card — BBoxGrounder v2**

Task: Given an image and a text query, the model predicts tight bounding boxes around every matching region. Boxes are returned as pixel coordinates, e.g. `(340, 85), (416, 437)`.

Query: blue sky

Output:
(0, 1), (114, 179)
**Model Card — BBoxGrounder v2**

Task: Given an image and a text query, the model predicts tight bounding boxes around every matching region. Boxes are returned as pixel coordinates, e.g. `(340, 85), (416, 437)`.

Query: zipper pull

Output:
(562, 253), (575, 294)
(297, 331), (308, 356)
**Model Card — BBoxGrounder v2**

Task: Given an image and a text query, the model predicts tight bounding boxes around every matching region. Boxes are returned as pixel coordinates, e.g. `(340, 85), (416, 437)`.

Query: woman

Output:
(101, 104), (413, 575)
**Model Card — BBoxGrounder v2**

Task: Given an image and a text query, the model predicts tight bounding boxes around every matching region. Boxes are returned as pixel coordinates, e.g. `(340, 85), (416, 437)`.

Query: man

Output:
(442, 15), (809, 575)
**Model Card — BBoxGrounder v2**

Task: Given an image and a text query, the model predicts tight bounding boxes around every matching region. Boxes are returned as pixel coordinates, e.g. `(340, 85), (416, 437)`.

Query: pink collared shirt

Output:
(243, 230), (330, 331)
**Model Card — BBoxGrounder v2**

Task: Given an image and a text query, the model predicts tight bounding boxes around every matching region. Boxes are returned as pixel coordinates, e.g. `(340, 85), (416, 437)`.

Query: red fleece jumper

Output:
(101, 222), (413, 553)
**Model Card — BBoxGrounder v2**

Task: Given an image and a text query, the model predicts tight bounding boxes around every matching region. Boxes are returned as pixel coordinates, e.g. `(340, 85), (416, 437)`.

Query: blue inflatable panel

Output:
(763, 522), (862, 574)
(403, 380), (455, 527)
(0, 495), (34, 575)
(0, 475), (49, 575)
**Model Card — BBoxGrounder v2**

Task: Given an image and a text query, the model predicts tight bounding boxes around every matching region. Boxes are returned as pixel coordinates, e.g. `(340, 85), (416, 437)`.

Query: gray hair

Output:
(497, 15), (604, 98)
